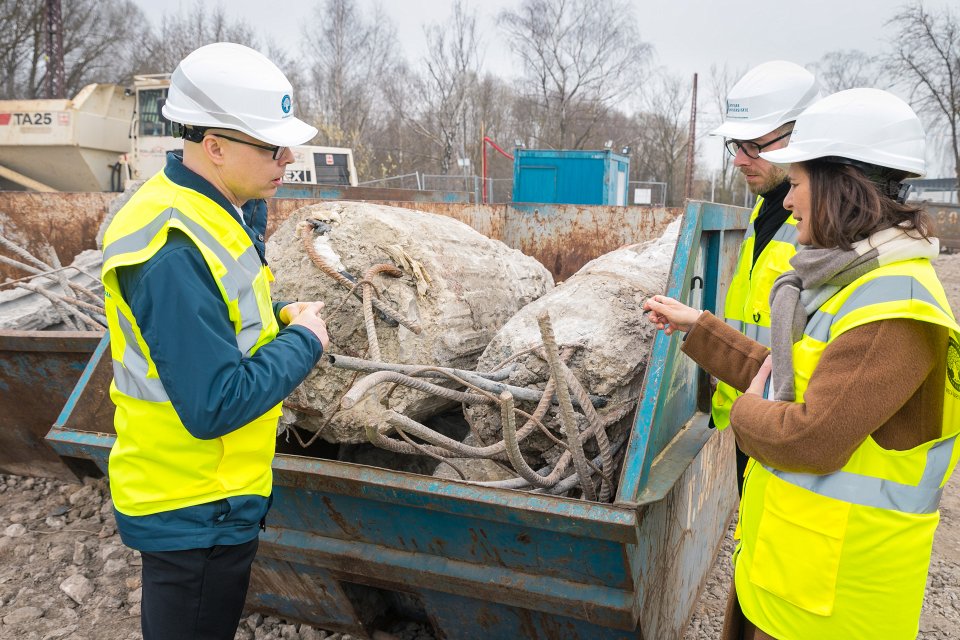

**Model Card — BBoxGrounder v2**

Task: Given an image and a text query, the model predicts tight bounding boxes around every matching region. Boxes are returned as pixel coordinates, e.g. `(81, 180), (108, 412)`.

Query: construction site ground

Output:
(1, 251), (959, 640)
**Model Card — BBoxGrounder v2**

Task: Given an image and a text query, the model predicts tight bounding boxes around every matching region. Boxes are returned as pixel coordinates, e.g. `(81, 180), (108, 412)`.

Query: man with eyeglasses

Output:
(100, 43), (329, 640)
(708, 61), (823, 496)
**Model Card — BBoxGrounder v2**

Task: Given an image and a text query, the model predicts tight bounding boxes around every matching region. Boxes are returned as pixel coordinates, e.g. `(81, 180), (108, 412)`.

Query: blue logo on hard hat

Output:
(281, 95), (291, 114)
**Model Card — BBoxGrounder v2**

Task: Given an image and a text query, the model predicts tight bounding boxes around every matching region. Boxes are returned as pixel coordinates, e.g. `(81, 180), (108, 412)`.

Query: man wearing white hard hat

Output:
(100, 43), (329, 639)
(709, 61), (823, 495)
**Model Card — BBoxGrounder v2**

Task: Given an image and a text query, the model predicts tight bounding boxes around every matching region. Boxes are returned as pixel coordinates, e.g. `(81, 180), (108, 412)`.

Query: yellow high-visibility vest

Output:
(735, 258), (960, 639)
(101, 170), (281, 516)
(712, 196), (799, 429)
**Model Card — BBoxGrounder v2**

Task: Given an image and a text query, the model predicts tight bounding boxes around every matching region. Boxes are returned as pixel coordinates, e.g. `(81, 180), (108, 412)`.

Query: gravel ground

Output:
(2, 251), (959, 640)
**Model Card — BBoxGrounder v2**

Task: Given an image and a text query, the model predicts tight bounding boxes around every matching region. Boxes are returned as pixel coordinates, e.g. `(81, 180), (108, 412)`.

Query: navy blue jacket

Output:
(113, 152), (323, 551)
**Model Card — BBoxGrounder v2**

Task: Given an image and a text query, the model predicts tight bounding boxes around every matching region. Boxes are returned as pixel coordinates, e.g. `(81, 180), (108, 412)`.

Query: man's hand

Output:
(286, 301), (329, 349)
(642, 295), (702, 335)
(279, 302), (310, 325)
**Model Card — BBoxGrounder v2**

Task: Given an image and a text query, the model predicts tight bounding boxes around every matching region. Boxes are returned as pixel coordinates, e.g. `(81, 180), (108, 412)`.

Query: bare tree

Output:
(632, 71), (691, 207)
(133, 2), (265, 77)
(0, 0), (148, 99)
(811, 49), (882, 93)
(498, 0), (652, 149)
(301, 0), (400, 166)
(886, 3), (960, 185)
(405, 0), (482, 175)
(707, 63), (749, 205)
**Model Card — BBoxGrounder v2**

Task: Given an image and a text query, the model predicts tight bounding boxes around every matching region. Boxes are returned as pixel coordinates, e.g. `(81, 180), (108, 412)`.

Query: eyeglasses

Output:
(724, 129), (793, 159)
(208, 133), (286, 161)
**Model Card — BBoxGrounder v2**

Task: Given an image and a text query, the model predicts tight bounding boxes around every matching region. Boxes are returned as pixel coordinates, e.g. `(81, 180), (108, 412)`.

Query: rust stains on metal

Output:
(929, 203), (960, 250)
(507, 205), (682, 281)
(0, 191), (112, 280)
(267, 199), (678, 281)
(267, 199), (507, 243)
(0, 330), (104, 481)
(321, 495), (361, 538)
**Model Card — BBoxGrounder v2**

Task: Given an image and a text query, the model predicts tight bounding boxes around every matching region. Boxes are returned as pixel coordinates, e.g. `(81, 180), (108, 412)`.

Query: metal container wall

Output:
(0, 330), (105, 481)
(46, 200), (750, 639)
(929, 202), (960, 250)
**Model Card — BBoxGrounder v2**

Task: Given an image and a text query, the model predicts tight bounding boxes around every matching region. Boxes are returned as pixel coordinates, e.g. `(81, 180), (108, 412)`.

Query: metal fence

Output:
(357, 172), (424, 190)
(358, 173), (516, 203)
(628, 181), (667, 206)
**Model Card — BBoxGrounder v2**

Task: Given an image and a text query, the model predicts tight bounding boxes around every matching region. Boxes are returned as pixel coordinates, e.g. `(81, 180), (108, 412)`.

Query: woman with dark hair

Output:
(644, 88), (960, 640)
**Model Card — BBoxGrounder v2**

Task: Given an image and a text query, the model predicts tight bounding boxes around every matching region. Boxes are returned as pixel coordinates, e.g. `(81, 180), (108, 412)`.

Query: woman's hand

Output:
(745, 354), (773, 397)
(642, 295), (702, 335)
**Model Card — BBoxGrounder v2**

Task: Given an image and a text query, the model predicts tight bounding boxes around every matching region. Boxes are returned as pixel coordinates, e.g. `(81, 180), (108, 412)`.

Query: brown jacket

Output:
(682, 311), (948, 640)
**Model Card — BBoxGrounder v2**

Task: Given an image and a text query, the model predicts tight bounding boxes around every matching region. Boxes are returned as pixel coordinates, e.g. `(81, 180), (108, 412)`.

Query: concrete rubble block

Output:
(3, 605), (44, 625)
(267, 201), (554, 443)
(461, 219), (681, 480)
(0, 248), (104, 331)
(59, 574), (94, 605)
(41, 625), (78, 640)
(102, 558), (127, 575)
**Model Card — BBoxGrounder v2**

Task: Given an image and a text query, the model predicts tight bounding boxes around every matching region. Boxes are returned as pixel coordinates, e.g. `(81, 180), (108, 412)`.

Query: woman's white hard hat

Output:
(760, 88), (926, 177)
(710, 60), (823, 141)
(162, 42), (317, 147)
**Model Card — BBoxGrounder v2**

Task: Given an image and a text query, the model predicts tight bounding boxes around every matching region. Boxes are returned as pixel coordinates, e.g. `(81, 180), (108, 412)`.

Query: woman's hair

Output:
(803, 160), (932, 250)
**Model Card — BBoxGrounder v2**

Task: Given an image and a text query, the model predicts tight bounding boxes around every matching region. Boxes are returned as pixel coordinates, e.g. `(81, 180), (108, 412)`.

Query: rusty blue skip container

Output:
(44, 200), (749, 639)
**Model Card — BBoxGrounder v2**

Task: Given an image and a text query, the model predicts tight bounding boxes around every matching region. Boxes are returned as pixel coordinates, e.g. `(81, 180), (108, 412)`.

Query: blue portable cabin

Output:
(512, 149), (631, 205)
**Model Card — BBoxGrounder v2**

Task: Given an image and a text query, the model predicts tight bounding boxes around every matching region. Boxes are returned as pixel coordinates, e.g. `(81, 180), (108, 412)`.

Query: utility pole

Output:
(44, 0), (65, 99)
(683, 73), (698, 202)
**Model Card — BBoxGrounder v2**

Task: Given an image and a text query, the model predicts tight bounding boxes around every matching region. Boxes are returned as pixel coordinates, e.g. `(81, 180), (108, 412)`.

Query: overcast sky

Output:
(133, 0), (957, 176)
(133, 0), (955, 79)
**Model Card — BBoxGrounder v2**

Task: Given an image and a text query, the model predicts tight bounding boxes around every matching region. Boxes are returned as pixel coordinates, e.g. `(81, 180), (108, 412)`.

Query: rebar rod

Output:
(342, 371), (491, 409)
(329, 353), (605, 408)
(0, 234), (49, 270)
(559, 361), (613, 501)
(297, 221), (422, 334)
(538, 310), (596, 501)
(14, 281), (104, 331)
(500, 391), (555, 488)
(327, 353), (513, 382)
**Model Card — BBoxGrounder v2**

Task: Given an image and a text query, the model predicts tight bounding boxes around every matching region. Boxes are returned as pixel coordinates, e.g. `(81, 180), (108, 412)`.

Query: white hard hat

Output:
(162, 42), (317, 147)
(710, 61), (823, 140)
(761, 88), (926, 177)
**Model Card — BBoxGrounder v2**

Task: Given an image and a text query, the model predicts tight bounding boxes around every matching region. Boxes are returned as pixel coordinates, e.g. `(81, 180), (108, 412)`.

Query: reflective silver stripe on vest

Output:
(804, 275), (947, 343)
(725, 318), (772, 347)
(113, 313), (170, 402)
(766, 436), (957, 514)
(104, 207), (266, 356)
(772, 222), (799, 248)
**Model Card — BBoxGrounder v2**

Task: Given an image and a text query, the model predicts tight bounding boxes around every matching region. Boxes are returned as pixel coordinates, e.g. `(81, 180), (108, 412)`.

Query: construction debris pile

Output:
(266, 201), (554, 443)
(454, 219), (681, 497)
(1, 194), (682, 503)
(0, 232), (105, 332)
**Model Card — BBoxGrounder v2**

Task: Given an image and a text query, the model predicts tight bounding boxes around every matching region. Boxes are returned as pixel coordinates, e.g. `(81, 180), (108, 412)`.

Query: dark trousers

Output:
(140, 537), (259, 640)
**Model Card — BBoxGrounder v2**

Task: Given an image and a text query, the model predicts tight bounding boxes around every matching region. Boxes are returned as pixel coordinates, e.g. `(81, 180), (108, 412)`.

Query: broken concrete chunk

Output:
(267, 201), (554, 443)
(460, 219), (681, 480)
